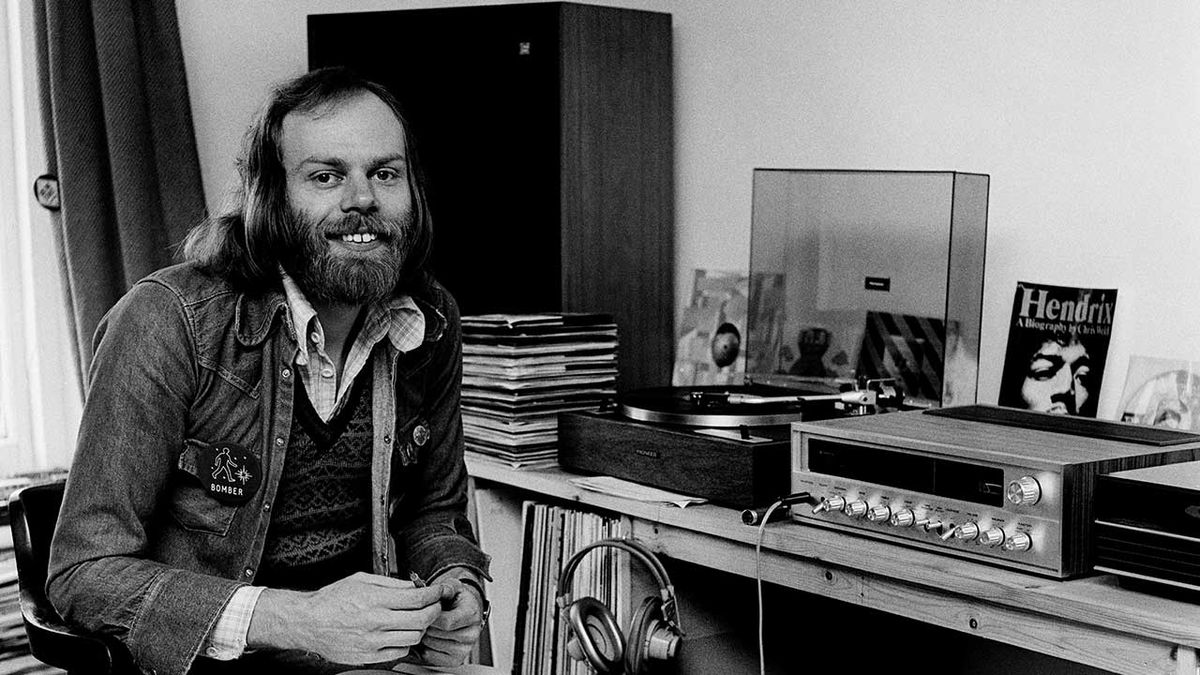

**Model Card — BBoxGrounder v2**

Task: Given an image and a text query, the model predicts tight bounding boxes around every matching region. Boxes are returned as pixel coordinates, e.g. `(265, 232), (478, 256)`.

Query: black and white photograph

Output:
(1, 2), (1199, 675)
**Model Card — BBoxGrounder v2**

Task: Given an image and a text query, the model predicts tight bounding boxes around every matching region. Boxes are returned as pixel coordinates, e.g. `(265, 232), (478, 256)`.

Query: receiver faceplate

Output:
(790, 406), (1200, 578)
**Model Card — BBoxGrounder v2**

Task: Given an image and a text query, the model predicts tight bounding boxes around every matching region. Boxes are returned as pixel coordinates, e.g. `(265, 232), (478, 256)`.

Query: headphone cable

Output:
(755, 492), (810, 675)
(755, 499), (784, 675)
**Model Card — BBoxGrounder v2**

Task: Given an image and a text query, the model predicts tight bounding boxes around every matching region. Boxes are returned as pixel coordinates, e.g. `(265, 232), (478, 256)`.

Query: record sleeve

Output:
(462, 312), (615, 330)
(463, 343), (616, 357)
(1118, 356), (1200, 430)
(463, 373), (617, 392)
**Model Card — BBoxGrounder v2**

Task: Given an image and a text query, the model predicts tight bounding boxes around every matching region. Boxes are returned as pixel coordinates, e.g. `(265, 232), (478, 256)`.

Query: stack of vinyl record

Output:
(460, 314), (619, 468)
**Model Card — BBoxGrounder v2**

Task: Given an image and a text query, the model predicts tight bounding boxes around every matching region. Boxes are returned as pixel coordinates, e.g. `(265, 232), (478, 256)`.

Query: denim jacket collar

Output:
(232, 282), (449, 348)
(411, 286), (448, 343)
(234, 287), (290, 348)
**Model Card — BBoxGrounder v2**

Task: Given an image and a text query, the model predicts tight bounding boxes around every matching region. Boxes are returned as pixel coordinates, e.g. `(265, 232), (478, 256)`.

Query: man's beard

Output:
(282, 206), (416, 305)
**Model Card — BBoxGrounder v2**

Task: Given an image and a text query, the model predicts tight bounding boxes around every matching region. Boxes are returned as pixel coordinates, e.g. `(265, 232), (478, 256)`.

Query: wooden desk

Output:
(347, 665), (503, 674)
(467, 457), (1200, 675)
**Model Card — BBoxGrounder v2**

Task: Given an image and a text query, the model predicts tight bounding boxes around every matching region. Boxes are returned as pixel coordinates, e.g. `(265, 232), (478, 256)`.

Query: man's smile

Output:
(325, 229), (390, 252)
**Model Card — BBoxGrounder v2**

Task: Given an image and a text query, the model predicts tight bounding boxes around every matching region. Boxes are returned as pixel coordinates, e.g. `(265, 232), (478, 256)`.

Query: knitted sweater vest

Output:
(255, 370), (374, 591)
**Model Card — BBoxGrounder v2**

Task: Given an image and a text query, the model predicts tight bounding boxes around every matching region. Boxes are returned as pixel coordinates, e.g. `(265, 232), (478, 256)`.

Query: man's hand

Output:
(247, 571), (453, 665)
(416, 572), (486, 667)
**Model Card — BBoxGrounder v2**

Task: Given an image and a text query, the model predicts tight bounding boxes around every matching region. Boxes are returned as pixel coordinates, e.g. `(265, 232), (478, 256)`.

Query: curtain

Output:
(34, 0), (206, 384)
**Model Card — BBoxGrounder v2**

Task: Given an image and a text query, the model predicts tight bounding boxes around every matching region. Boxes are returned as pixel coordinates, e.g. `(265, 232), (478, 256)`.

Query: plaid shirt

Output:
(201, 274), (425, 659)
(281, 272), (425, 421)
(203, 586), (264, 660)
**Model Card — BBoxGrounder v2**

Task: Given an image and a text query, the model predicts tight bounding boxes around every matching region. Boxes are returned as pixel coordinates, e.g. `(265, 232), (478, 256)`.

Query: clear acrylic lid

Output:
(744, 169), (988, 407)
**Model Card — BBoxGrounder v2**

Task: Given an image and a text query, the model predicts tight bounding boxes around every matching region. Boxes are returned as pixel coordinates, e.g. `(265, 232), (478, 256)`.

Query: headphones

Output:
(555, 537), (684, 674)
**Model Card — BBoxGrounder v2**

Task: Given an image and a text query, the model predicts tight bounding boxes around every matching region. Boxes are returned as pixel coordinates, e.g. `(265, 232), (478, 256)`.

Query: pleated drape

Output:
(34, 0), (206, 385)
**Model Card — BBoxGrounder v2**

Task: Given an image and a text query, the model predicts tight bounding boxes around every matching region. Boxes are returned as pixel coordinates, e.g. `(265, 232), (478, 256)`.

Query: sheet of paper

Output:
(343, 662), (504, 674)
(568, 475), (707, 508)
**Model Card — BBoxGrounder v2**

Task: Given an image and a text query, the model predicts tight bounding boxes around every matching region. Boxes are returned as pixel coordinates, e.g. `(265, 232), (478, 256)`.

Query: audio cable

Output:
(753, 491), (812, 675)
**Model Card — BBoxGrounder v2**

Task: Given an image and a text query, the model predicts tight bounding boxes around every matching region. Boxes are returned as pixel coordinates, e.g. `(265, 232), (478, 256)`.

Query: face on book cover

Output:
(1021, 337), (1092, 415)
(279, 91), (416, 304)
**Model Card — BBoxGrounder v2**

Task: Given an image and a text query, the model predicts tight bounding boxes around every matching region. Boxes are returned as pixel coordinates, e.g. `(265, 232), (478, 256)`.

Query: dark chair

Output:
(9, 482), (126, 674)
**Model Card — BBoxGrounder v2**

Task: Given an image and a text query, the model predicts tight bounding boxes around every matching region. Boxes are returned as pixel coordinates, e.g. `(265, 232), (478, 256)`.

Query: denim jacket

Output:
(46, 262), (490, 675)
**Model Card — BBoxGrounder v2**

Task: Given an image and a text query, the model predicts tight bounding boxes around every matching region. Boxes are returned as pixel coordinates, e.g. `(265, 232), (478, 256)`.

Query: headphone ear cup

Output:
(626, 596), (682, 675)
(626, 597), (660, 675)
(564, 597), (626, 673)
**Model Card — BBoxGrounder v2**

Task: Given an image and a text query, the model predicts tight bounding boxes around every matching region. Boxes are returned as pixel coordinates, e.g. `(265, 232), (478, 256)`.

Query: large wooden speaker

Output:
(308, 3), (674, 391)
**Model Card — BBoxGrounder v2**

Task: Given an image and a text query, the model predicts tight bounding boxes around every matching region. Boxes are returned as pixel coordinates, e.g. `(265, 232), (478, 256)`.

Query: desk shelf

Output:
(468, 457), (1200, 675)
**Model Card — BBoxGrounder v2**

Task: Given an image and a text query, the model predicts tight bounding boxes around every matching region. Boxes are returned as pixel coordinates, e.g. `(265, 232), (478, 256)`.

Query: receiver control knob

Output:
(844, 500), (869, 518)
(1002, 531), (1033, 552)
(866, 505), (891, 523)
(978, 527), (1005, 547)
(889, 509), (916, 527)
(919, 519), (945, 534)
(953, 522), (980, 541)
(813, 495), (846, 514)
(1007, 477), (1042, 506)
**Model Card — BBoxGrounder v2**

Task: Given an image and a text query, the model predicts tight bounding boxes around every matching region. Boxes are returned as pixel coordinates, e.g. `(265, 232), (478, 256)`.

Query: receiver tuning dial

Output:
(866, 505), (891, 523)
(844, 500), (869, 518)
(889, 509), (916, 527)
(978, 527), (1005, 547)
(953, 521), (980, 541)
(813, 495), (846, 514)
(1002, 531), (1033, 552)
(1007, 476), (1042, 506)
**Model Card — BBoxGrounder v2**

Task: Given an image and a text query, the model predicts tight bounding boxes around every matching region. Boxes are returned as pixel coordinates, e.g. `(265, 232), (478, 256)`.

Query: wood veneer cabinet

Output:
(309, 3), (674, 391)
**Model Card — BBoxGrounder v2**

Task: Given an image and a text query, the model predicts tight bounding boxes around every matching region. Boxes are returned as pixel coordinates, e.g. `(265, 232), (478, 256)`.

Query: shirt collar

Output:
(279, 271), (425, 355)
(279, 273), (319, 355)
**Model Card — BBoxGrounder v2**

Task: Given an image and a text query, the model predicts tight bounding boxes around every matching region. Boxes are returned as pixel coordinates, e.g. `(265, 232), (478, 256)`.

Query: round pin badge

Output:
(412, 423), (430, 447)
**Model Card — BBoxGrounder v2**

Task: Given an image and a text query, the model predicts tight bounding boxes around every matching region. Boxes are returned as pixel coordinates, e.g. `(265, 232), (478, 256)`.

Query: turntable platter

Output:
(618, 384), (830, 428)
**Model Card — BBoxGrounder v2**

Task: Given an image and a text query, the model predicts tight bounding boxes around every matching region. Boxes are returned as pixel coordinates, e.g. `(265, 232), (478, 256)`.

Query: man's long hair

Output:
(182, 67), (434, 297)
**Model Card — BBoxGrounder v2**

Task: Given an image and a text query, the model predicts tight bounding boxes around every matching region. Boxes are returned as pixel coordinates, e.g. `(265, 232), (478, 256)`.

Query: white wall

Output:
(178, 1), (1200, 419)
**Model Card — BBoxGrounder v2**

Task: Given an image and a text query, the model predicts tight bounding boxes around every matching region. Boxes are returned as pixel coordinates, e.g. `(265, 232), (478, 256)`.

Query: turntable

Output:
(558, 169), (990, 507)
(559, 379), (899, 507)
(618, 382), (882, 427)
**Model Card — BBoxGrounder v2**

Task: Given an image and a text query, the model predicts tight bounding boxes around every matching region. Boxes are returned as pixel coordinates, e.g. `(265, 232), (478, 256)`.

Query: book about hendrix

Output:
(997, 281), (1118, 418)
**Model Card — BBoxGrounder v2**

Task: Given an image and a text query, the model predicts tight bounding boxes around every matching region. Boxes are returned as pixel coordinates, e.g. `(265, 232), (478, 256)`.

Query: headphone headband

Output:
(555, 537), (679, 630)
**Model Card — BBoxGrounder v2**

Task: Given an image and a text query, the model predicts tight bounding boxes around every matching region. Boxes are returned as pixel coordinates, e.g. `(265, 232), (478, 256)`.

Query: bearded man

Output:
(46, 67), (490, 675)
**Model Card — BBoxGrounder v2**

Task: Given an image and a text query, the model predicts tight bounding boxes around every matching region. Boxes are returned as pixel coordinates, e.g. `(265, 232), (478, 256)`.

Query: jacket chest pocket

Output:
(170, 439), (245, 536)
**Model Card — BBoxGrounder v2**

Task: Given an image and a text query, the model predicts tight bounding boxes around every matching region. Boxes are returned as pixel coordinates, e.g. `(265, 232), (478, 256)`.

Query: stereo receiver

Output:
(790, 405), (1200, 578)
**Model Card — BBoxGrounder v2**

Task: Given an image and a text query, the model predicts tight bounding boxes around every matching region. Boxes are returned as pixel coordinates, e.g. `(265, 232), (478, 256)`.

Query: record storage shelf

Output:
(466, 457), (1200, 675)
